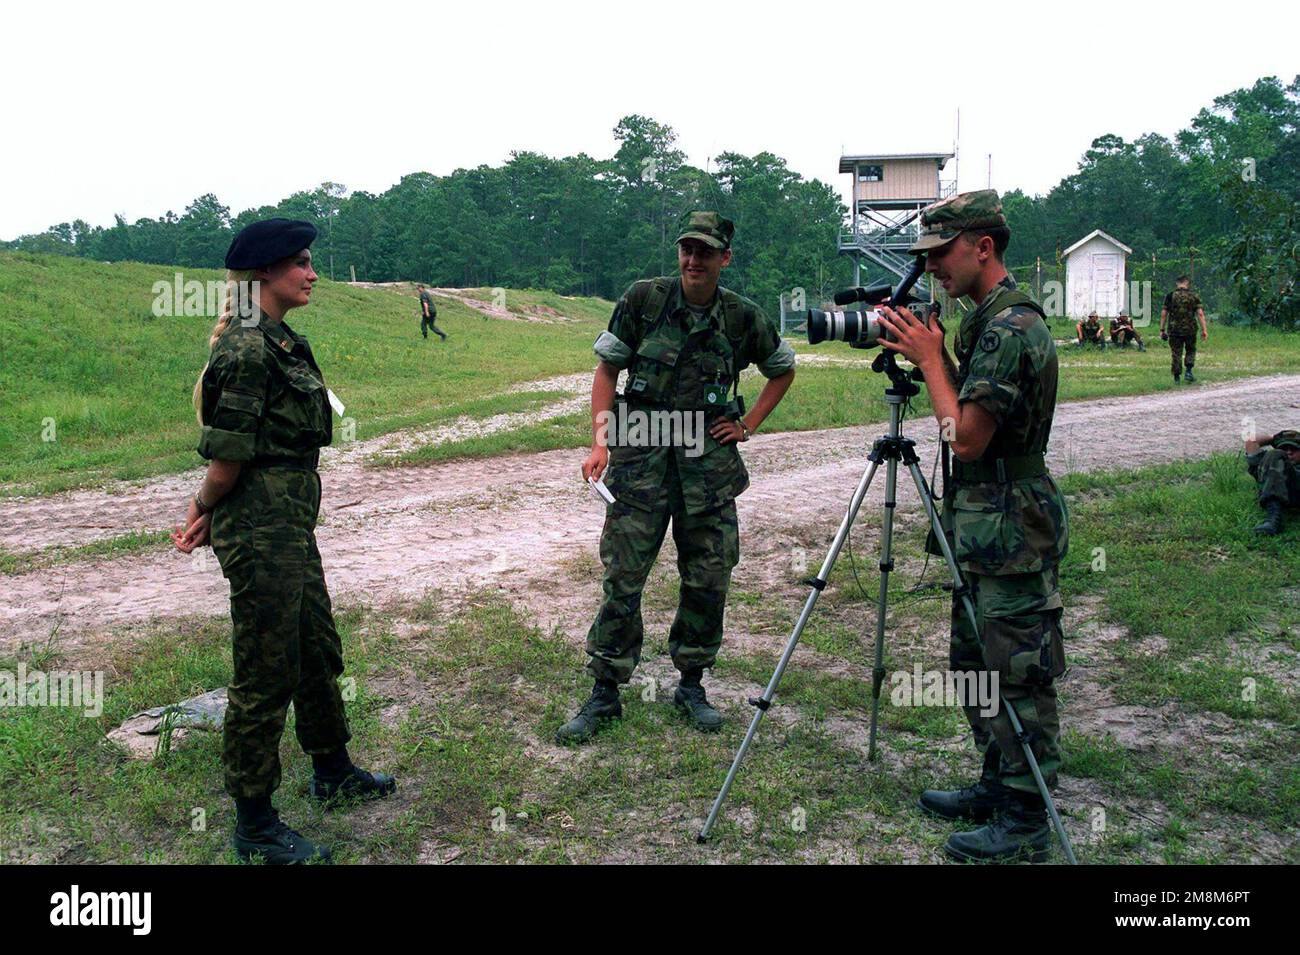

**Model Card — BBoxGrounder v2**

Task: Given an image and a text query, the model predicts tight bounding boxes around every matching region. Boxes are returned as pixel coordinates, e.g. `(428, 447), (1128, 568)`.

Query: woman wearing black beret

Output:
(173, 218), (395, 864)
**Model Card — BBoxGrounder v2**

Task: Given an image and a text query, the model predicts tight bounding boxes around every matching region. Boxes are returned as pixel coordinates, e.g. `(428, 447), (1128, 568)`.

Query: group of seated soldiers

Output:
(1075, 311), (1145, 350)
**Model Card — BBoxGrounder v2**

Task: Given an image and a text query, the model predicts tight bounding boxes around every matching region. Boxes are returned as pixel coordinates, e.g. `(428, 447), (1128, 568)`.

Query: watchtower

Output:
(838, 152), (956, 297)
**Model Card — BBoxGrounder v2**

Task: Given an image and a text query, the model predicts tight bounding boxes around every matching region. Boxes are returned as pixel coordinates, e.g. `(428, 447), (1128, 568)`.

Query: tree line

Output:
(6, 77), (1296, 327)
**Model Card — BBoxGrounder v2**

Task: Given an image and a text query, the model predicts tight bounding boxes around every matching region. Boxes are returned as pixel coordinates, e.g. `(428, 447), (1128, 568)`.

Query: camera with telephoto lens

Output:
(805, 282), (937, 349)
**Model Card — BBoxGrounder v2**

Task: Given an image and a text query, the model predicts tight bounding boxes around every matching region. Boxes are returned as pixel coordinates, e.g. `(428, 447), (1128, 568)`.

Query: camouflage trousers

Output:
(585, 479), (740, 684)
(1248, 448), (1300, 507)
(421, 314), (446, 339)
(1169, 331), (1197, 376)
(950, 567), (1066, 793)
(211, 466), (351, 799)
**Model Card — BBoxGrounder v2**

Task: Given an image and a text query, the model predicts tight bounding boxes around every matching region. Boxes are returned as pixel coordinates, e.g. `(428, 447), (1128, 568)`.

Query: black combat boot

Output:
(674, 667), (723, 732)
(1184, 367), (1195, 383)
(1137, 340), (1146, 352)
(943, 790), (1053, 863)
(310, 749), (397, 805)
(1254, 500), (1285, 536)
(918, 746), (1008, 822)
(232, 797), (331, 864)
(555, 679), (622, 744)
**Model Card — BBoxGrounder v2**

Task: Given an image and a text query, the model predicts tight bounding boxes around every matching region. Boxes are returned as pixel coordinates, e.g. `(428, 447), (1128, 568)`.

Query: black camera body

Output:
(805, 282), (936, 348)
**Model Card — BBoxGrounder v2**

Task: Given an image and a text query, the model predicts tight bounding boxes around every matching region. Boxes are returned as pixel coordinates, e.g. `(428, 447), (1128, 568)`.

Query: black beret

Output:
(225, 218), (317, 270)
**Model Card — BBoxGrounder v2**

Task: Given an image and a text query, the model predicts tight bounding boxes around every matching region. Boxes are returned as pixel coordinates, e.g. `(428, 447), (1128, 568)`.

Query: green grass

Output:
(1, 452), (1295, 863)
(7, 250), (1300, 493)
(0, 528), (170, 575)
(0, 252), (612, 496)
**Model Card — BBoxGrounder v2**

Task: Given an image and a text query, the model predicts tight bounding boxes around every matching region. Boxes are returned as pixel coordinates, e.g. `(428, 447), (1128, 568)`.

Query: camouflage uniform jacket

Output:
(593, 277), (795, 515)
(1166, 287), (1201, 336)
(947, 276), (1069, 576)
(197, 312), (332, 463)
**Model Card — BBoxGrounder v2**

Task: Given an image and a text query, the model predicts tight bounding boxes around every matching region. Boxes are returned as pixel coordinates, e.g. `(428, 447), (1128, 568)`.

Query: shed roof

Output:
(1061, 229), (1133, 258)
(839, 152), (954, 173)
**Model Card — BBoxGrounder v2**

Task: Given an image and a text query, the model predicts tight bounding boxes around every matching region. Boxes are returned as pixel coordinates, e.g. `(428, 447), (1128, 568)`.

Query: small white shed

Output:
(1062, 229), (1132, 319)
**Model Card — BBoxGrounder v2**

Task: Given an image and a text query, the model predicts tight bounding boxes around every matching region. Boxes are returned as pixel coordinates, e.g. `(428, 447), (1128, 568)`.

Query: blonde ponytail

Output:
(192, 270), (257, 424)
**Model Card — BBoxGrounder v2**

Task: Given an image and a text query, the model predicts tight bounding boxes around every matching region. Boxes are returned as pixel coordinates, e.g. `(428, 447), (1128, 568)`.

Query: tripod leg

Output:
(697, 458), (882, 843)
(866, 453), (899, 761)
(904, 460), (1078, 865)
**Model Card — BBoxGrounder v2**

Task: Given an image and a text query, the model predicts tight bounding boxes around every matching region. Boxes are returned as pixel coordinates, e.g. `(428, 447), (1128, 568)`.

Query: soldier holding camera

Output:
(876, 190), (1068, 863)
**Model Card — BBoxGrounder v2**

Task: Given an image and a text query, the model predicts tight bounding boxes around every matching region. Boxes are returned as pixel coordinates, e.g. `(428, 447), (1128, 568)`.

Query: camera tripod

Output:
(696, 366), (1078, 864)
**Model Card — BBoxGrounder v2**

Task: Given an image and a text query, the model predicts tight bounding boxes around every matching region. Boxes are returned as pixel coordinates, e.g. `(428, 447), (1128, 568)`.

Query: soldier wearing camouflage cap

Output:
(1076, 311), (1105, 348)
(1109, 309), (1145, 350)
(1245, 428), (1300, 535)
(558, 211), (796, 743)
(173, 219), (396, 864)
(877, 189), (1069, 863)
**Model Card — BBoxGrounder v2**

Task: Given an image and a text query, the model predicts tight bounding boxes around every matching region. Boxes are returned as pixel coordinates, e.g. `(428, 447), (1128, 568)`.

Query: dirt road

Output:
(2, 373), (1298, 657)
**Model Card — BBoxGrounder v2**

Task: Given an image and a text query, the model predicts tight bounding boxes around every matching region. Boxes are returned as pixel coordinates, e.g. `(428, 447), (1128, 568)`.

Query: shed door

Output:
(1092, 253), (1120, 316)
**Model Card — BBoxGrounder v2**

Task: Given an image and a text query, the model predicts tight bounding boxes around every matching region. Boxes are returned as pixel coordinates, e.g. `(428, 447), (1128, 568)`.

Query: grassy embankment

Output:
(6, 250), (1299, 491)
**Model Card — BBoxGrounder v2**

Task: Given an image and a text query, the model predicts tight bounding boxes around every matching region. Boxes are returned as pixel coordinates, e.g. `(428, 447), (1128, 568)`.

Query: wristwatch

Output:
(194, 491), (214, 516)
(738, 420), (752, 441)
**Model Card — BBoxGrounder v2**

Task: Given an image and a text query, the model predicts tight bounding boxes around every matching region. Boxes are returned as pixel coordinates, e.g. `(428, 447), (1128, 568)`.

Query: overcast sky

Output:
(2, 0), (1295, 240)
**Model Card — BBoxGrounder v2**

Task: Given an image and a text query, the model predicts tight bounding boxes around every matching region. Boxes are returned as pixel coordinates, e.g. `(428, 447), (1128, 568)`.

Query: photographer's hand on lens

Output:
(875, 305), (946, 373)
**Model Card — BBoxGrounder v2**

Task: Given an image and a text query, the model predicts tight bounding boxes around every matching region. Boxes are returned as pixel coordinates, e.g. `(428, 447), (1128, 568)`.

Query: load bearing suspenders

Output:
(639, 279), (746, 407)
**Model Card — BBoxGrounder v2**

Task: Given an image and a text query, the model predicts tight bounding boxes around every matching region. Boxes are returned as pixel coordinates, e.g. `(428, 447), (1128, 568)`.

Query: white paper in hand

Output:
(587, 475), (616, 505)
(326, 388), (346, 417)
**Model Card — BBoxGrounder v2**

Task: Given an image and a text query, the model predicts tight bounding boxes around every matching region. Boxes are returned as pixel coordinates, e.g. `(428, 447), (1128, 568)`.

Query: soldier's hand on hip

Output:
(582, 445), (609, 482)
(709, 418), (747, 445)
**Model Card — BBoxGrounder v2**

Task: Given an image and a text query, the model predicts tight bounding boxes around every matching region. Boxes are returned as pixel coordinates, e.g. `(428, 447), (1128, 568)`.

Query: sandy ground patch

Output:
(2, 374), (1298, 660)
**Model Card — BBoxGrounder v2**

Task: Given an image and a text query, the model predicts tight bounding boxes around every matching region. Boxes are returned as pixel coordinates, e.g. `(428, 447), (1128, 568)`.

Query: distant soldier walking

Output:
(1160, 276), (1207, 382)
(1246, 429), (1300, 536)
(418, 284), (447, 340)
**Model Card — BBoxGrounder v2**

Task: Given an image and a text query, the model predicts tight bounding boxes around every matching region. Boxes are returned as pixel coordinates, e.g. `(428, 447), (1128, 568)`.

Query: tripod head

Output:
(870, 256), (930, 399)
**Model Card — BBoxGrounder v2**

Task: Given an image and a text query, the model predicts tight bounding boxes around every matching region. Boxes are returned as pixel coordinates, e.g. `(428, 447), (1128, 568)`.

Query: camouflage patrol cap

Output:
(1272, 430), (1300, 450)
(908, 189), (1007, 254)
(676, 211), (735, 251)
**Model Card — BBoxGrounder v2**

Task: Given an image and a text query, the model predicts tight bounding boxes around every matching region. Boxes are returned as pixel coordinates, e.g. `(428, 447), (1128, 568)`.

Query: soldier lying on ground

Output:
(1246, 429), (1300, 536)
